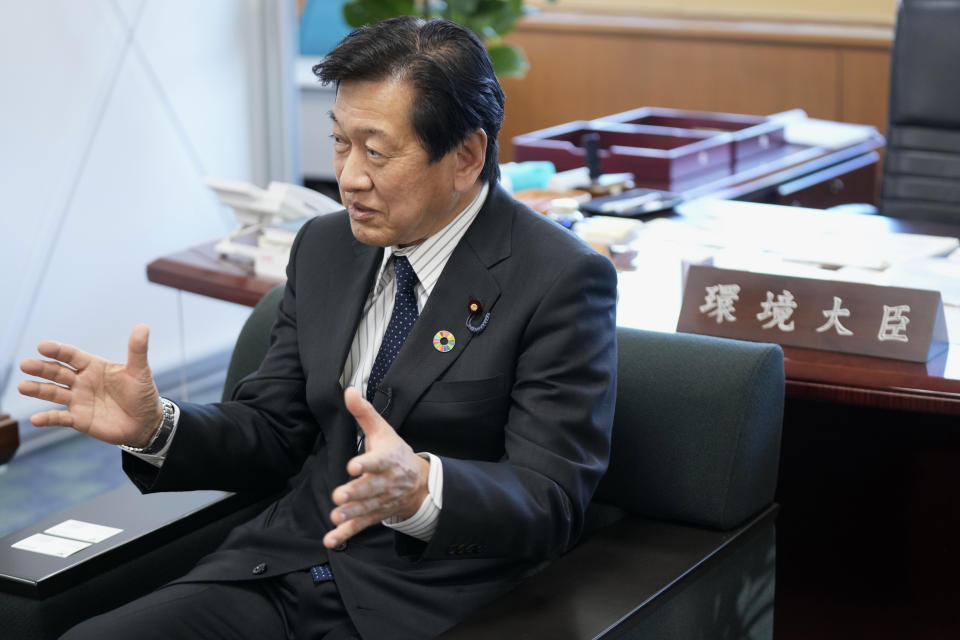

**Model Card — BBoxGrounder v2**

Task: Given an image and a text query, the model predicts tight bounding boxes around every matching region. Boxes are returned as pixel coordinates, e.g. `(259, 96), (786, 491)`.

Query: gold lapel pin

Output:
(466, 298), (490, 335)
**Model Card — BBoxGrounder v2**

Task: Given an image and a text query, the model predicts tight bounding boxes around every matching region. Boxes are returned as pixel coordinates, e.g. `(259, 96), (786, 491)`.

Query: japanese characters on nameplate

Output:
(677, 266), (949, 362)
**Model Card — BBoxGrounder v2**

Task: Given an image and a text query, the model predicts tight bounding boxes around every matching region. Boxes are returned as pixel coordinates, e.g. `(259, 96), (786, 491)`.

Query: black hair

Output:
(314, 16), (504, 185)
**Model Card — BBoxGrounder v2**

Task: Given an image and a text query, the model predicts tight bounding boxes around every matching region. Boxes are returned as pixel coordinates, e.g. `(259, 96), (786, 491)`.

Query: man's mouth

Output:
(348, 202), (377, 220)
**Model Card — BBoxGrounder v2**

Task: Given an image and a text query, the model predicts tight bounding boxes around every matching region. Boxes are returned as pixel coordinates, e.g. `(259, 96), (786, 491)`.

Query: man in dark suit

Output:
(19, 16), (617, 640)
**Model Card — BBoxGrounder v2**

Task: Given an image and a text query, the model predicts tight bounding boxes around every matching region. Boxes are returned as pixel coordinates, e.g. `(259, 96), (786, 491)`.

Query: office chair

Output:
(880, 0), (960, 222)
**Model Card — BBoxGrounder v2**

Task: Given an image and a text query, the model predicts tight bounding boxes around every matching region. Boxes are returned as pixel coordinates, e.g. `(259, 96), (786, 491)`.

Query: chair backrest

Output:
(593, 328), (784, 531)
(881, 0), (960, 223)
(222, 285), (285, 401)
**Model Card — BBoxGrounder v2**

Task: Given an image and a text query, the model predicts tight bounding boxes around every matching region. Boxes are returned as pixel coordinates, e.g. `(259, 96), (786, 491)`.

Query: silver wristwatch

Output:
(122, 397), (176, 455)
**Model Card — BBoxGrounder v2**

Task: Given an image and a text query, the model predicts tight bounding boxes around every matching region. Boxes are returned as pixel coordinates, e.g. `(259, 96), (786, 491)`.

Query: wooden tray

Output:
(513, 120), (733, 183)
(597, 106), (786, 171)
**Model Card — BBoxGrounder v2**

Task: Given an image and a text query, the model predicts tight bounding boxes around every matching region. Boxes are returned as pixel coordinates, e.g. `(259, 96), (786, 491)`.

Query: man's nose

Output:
(337, 148), (373, 192)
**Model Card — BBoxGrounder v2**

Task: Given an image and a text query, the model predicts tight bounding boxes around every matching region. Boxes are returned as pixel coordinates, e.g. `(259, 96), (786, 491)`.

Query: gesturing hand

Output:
(18, 324), (163, 448)
(323, 387), (430, 549)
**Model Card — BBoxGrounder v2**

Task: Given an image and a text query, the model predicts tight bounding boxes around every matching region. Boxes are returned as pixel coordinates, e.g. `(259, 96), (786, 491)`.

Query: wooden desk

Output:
(146, 241), (280, 308)
(147, 200), (960, 418)
(614, 205), (960, 417)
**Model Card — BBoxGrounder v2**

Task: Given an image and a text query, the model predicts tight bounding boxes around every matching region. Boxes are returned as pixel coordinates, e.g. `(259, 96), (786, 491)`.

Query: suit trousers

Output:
(59, 570), (359, 640)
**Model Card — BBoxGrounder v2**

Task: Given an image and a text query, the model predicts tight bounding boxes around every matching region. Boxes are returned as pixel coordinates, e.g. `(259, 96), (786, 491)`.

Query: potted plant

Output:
(342, 0), (553, 77)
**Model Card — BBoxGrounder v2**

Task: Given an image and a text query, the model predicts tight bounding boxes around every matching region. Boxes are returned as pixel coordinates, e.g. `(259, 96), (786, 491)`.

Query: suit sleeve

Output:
(422, 249), (618, 562)
(123, 221), (322, 493)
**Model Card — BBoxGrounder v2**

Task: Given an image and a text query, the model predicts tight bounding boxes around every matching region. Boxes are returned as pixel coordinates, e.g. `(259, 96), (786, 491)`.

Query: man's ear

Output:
(453, 128), (488, 192)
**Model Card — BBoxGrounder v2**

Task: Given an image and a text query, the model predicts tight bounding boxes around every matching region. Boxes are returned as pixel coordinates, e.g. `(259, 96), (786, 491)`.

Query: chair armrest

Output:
(437, 505), (778, 640)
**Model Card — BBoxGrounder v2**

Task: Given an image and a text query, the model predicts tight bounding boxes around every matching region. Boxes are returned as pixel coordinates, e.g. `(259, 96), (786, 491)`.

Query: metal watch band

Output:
(122, 397), (175, 455)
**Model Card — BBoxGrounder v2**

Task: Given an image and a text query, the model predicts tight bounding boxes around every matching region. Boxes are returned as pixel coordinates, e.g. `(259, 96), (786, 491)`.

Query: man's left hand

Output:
(324, 386), (430, 549)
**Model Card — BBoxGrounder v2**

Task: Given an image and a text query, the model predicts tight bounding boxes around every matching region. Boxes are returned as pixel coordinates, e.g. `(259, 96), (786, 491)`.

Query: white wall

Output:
(0, 0), (293, 442)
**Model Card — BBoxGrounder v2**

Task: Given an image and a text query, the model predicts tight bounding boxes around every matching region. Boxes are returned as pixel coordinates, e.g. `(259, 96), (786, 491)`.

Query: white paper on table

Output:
(12, 533), (92, 558)
(44, 519), (123, 544)
(783, 118), (876, 150)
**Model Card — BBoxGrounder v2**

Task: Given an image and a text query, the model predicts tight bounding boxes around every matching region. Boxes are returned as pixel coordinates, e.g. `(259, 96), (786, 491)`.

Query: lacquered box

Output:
(599, 107), (786, 171)
(512, 107), (785, 185)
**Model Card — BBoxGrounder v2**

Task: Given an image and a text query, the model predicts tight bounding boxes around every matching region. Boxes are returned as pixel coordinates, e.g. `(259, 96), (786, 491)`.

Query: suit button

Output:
(334, 542), (348, 552)
(252, 562), (268, 575)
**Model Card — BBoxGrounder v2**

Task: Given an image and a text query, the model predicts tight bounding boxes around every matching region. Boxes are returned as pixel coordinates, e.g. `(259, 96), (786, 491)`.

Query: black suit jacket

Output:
(124, 185), (618, 639)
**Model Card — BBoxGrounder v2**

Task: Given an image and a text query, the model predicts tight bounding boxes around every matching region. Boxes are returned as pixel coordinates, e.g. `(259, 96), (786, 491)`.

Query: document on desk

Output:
(12, 533), (91, 558)
(673, 199), (960, 269)
(45, 519), (123, 544)
(10, 519), (123, 558)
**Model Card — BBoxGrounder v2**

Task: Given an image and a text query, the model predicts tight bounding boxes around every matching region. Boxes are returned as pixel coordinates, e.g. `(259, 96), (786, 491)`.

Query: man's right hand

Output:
(17, 324), (163, 448)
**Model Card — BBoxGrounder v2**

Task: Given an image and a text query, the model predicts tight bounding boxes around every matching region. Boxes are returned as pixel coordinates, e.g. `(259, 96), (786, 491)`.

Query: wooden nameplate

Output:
(677, 266), (949, 363)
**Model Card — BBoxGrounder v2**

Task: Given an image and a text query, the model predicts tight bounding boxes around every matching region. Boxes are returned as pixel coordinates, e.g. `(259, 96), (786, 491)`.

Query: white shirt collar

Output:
(375, 181), (490, 297)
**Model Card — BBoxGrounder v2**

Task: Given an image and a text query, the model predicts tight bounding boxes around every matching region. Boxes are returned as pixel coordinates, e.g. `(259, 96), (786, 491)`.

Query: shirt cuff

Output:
(119, 400), (180, 468)
(382, 452), (443, 541)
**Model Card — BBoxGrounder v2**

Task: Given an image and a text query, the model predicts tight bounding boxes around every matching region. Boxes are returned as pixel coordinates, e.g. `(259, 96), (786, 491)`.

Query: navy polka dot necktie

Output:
(366, 255), (419, 403)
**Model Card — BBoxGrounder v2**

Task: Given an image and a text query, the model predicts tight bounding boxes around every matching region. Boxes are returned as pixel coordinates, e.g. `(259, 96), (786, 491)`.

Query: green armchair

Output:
(440, 327), (785, 639)
(2, 285), (784, 639)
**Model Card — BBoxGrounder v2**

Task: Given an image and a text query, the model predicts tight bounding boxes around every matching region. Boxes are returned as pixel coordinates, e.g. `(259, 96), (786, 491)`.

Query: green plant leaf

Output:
(482, 0), (523, 36)
(487, 43), (529, 78)
(444, 0), (480, 15)
(343, 0), (417, 27)
(341, 0), (546, 78)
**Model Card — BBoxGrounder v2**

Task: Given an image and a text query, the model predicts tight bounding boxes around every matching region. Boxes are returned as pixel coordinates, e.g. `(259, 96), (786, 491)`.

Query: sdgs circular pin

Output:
(433, 330), (455, 353)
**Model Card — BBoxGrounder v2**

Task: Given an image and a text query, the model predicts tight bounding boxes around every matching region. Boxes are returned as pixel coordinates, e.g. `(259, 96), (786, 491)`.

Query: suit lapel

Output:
(373, 185), (515, 428)
(312, 233), (383, 388)
(306, 231), (383, 480)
